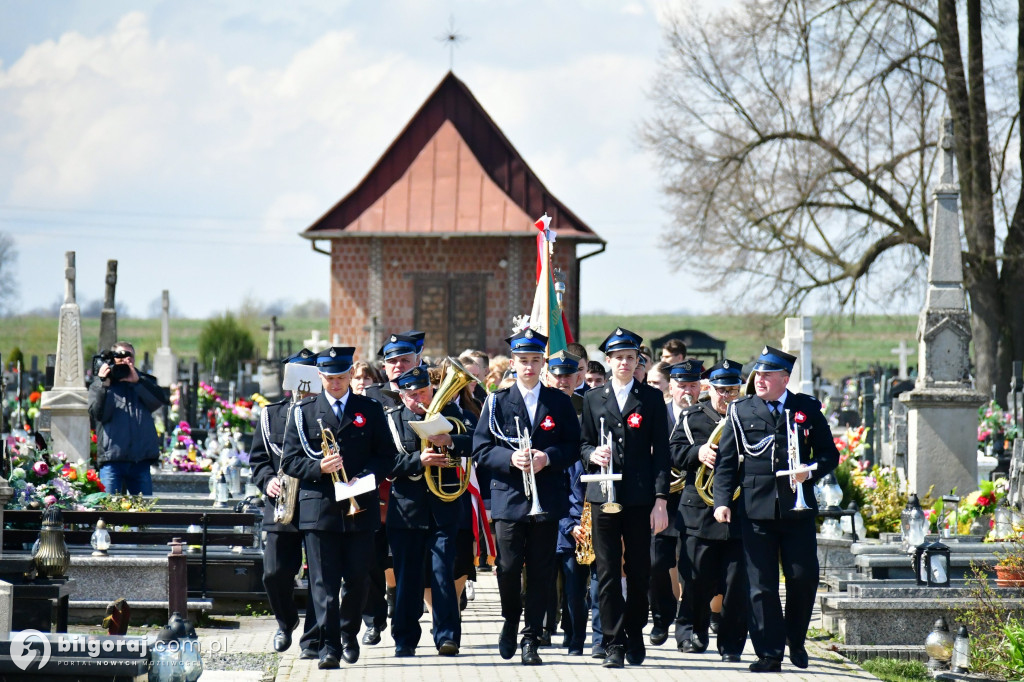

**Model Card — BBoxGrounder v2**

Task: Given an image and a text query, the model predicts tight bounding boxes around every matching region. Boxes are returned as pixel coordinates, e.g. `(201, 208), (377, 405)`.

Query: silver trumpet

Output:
(776, 408), (818, 512)
(515, 417), (545, 517)
(581, 416), (623, 513)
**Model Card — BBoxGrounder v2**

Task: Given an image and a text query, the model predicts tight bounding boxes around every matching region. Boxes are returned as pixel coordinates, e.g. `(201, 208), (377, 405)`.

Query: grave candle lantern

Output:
(915, 541), (951, 587)
(901, 494), (927, 552)
(941, 494), (961, 538)
(925, 616), (954, 670)
(951, 624), (970, 673)
(90, 518), (111, 556)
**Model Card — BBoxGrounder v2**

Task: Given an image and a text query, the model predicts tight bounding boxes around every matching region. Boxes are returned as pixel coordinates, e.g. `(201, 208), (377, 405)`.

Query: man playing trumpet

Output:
(712, 347), (839, 673)
(472, 329), (580, 666)
(581, 328), (670, 669)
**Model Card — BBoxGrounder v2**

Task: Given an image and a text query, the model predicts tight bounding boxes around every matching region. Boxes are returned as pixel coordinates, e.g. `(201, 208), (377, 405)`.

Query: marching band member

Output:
(712, 347), (839, 672)
(386, 365), (468, 657)
(365, 333), (420, 409)
(649, 360), (702, 647)
(671, 359), (747, 661)
(281, 346), (397, 669)
(581, 328), (670, 668)
(248, 349), (319, 657)
(472, 329), (580, 666)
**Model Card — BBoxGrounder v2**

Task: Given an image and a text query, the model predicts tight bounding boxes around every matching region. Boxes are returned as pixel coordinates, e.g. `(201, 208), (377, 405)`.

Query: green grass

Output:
(860, 657), (931, 681)
(2, 313), (916, 382)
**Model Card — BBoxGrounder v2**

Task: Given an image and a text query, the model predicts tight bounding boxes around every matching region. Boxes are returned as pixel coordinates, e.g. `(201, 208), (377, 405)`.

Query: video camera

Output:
(92, 349), (132, 382)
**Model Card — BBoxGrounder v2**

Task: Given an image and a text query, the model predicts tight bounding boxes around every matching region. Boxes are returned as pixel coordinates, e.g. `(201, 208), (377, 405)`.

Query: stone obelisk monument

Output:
(98, 259), (118, 352)
(153, 290), (178, 388)
(40, 251), (92, 463)
(900, 118), (987, 497)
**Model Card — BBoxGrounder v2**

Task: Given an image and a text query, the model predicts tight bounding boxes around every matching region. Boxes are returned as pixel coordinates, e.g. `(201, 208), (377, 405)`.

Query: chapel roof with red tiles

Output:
(301, 71), (604, 243)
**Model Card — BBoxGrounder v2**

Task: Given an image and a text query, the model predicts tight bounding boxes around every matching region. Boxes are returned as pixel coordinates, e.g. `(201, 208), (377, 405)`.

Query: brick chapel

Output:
(301, 72), (605, 360)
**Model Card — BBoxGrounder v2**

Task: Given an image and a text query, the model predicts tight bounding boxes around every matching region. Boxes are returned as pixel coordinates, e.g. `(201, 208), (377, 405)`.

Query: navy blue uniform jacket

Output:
(248, 399), (300, 533)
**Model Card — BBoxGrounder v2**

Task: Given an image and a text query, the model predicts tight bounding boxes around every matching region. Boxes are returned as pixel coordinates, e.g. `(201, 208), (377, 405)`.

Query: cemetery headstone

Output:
(39, 252), (92, 463)
(259, 316), (284, 400)
(98, 259), (118, 352)
(781, 316), (814, 396)
(891, 340), (912, 380)
(303, 330), (331, 353)
(899, 118), (986, 497)
(153, 290), (178, 388)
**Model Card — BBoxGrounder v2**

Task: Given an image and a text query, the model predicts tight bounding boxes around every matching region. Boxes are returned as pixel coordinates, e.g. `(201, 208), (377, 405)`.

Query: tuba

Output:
(694, 419), (741, 506)
(419, 357), (476, 502)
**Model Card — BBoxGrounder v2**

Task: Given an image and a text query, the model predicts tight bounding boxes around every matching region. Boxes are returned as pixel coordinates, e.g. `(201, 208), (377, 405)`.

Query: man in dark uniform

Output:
(473, 329), (581, 666)
(713, 346), (839, 673)
(649, 360), (703, 647)
(581, 328), (670, 669)
(364, 333), (420, 409)
(672, 359), (747, 661)
(385, 365), (469, 657)
(281, 346), (397, 669)
(249, 348), (320, 657)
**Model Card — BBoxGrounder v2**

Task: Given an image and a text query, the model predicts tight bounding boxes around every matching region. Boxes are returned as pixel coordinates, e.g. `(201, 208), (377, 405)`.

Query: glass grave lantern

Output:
(914, 540), (951, 587)
(951, 624), (970, 673)
(901, 493), (928, 552)
(90, 518), (111, 556)
(925, 616), (954, 670)
(941, 494), (961, 538)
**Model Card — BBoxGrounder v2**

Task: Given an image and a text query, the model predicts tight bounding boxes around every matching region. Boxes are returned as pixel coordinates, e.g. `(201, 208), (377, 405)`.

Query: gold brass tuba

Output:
(694, 419), (741, 506)
(421, 357), (476, 502)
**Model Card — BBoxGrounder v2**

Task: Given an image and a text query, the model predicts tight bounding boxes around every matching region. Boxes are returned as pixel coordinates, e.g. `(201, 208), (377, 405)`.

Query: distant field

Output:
(2, 313), (917, 381)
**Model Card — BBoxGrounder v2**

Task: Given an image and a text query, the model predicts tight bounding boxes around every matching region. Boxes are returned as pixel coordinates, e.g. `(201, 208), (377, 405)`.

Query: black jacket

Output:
(364, 383), (399, 410)
(713, 391), (839, 520)
(472, 384), (581, 522)
(386, 403), (471, 530)
(670, 401), (740, 540)
(88, 372), (167, 465)
(281, 391), (397, 533)
(580, 381), (670, 508)
(248, 399), (300, 533)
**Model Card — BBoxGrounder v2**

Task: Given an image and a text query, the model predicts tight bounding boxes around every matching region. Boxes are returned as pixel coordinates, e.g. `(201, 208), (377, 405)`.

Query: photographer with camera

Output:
(88, 341), (168, 495)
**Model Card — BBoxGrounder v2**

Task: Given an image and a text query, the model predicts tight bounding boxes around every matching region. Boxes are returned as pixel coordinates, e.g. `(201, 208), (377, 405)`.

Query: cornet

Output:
(515, 417), (545, 517)
(775, 409), (817, 512)
(317, 417), (362, 516)
(581, 416), (623, 513)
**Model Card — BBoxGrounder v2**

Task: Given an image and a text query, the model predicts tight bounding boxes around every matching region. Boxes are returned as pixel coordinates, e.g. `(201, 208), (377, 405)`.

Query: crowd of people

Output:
(235, 326), (840, 672)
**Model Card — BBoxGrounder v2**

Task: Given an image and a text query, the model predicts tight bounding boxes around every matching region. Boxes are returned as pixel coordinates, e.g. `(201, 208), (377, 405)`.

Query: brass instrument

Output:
(318, 418), (362, 516)
(581, 416), (623, 513)
(776, 409), (817, 512)
(273, 398), (301, 524)
(575, 502), (595, 565)
(419, 357), (476, 502)
(669, 393), (695, 494)
(515, 416), (545, 517)
(694, 418), (741, 506)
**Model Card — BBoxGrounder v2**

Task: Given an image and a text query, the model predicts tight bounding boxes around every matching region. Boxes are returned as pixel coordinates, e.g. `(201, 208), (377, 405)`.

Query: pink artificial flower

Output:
(32, 461), (49, 477)
(43, 495), (57, 506)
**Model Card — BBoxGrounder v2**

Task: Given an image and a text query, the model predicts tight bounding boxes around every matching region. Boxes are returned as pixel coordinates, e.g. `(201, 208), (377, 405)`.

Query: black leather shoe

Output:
(386, 587), (396, 618)
(678, 640), (697, 653)
(299, 648), (317, 660)
(273, 625), (295, 652)
(362, 626), (381, 645)
(567, 647), (583, 656)
(649, 626), (668, 646)
(498, 620), (517, 660)
(626, 642), (646, 665)
(691, 636), (709, 653)
(749, 657), (782, 672)
(521, 640), (542, 665)
(537, 629), (553, 647)
(342, 641), (360, 664)
(709, 611), (721, 634)
(721, 653), (742, 662)
(318, 654), (340, 669)
(602, 645), (625, 668)
(395, 646), (415, 657)
(591, 644), (606, 659)
(790, 645), (809, 669)
(438, 639), (459, 656)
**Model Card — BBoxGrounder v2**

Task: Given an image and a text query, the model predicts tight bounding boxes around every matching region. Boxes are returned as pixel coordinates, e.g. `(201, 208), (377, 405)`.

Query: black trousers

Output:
(742, 515), (818, 660)
(388, 524), (461, 649)
(675, 534), (748, 655)
(558, 551), (590, 650)
(593, 505), (651, 649)
(494, 518), (557, 642)
(361, 526), (390, 630)
(262, 531), (317, 650)
(648, 532), (679, 631)
(305, 528), (375, 657)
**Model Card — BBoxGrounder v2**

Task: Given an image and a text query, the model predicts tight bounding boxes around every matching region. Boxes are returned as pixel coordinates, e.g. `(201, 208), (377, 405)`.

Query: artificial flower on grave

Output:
(960, 479), (1006, 523)
(168, 383), (182, 423)
(5, 444), (105, 510)
(978, 400), (1019, 449)
(95, 493), (158, 512)
(26, 387), (42, 425)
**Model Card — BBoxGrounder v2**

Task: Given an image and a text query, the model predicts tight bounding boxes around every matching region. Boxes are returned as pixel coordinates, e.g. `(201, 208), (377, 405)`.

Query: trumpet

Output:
(515, 416), (545, 517)
(317, 418), (362, 516)
(776, 409), (817, 512)
(581, 416), (623, 513)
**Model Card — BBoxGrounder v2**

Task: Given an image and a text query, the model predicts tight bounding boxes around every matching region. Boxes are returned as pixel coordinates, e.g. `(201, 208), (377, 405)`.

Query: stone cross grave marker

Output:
(781, 316), (814, 395)
(153, 289), (178, 388)
(890, 340), (912, 380)
(98, 259), (118, 352)
(303, 330), (331, 353)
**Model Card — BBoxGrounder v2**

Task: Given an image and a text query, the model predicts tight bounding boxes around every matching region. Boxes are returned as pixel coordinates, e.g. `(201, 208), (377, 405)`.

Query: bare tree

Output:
(645, 0), (1023, 395)
(0, 233), (17, 316)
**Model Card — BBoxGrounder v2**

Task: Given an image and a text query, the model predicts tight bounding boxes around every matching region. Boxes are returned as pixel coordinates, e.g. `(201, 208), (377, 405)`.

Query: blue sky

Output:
(0, 0), (725, 320)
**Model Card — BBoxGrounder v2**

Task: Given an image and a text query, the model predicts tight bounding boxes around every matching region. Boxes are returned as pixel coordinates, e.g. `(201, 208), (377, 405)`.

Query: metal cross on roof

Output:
(436, 15), (467, 71)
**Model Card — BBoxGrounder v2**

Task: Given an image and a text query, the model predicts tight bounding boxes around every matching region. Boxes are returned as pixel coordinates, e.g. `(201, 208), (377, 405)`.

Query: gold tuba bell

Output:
(420, 357), (476, 503)
(695, 371), (755, 506)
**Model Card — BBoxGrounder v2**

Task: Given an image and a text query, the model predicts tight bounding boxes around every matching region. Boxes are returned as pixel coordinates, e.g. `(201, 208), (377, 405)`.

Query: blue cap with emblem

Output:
(506, 328), (548, 354)
(395, 366), (431, 391)
(669, 359), (704, 382)
(377, 333), (418, 360)
(702, 358), (743, 386)
(598, 327), (643, 354)
(400, 330), (426, 354)
(316, 346), (355, 375)
(282, 348), (317, 366)
(752, 345), (796, 373)
(547, 350), (581, 376)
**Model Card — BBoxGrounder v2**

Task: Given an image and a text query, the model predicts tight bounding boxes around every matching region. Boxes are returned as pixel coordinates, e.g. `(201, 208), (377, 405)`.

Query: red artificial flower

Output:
(91, 432), (98, 444)
(794, 411), (807, 424)
(353, 413), (366, 427)
(540, 416), (556, 431)
(28, 391), (41, 404)
(627, 413), (643, 429)
(976, 495), (992, 508)
(96, 480), (105, 492)
(86, 469), (99, 483)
